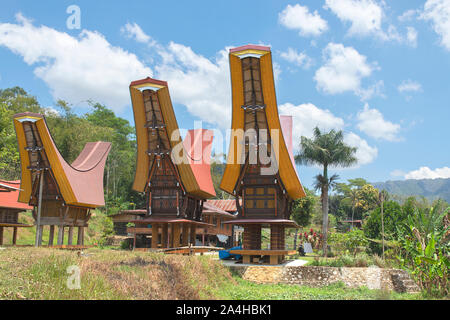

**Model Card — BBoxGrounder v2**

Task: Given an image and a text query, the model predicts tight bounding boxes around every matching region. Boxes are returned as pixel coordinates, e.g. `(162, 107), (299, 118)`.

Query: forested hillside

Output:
(373, 178), (450, 203)
(0, 86), (141, 213)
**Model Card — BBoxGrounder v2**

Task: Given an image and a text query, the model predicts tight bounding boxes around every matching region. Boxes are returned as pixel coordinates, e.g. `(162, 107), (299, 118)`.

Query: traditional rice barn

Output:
(198, 201), (236, 247)
(128, 77), (216, 249)
(0, 180), (33, 245)
(13, 113), (111, 246)
(220, 45), (306, 264)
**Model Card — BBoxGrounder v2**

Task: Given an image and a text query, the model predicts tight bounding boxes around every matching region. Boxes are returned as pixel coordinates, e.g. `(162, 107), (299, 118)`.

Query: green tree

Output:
(295, 127), (357, 256)
(291, 188), (318, 249)
(0, 87), (44, 179)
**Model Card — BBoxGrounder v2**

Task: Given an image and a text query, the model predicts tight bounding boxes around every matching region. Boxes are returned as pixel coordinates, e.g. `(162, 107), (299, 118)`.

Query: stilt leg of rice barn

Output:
(243, 224), (261, 250)
(151, 224), (159, 248)
(57, 226), (64, 245)
(172, 224), (181, 248)
(38, 225), (43, 246)
(181, 224), (189, 246)
(202, 233), (205, 245)
(189, 224), (196, 246)
(133, 233), (136, 250)
(48, 225), (55, 246)
(161, 224), (168, 248)
(12, 227), (17, 245)
(0, 226), (3, 246)
(77, 227), (83, 245)
(270, 225), (286, 264)
(35, 171), (44, 247)
(168, 223), (173, 248)
(68, 227), (74, 245)
(80, 227), (85, 245)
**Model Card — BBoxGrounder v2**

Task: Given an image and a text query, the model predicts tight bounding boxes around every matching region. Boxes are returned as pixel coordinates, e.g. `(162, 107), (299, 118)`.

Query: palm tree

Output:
(295, 127), (357, 257)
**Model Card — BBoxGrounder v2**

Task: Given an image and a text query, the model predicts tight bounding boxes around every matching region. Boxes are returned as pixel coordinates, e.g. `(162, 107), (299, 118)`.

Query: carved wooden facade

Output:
(13, 113), (111, 246)
(221, 45), (305, 263)
(129, 78), (215, 249)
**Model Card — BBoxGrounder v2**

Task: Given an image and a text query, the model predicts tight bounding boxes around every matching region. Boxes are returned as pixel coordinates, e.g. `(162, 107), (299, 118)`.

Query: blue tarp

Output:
(219, 246), (242, 260)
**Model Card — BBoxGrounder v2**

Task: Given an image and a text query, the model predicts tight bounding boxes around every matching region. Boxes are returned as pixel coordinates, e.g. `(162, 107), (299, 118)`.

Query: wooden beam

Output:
(35, 171), (44, 247)
(68, 227), (73, 245)
(172, 223), (181, 248)
(189, 224), (196, 246)
(0, 226), (3, 246)
(161, 224), (168, 248)
(57, 226), (64, 245)
(151, 224), (159, 248)
(79, 227), (84, 245)
(48, 225), (55, 245)
(38, 225), (43, 246)
(12, 227), (17, 245)
(181, 224), (189, 246)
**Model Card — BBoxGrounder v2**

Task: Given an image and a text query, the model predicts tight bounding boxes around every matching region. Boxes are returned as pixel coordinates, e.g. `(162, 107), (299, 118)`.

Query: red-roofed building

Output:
(0, 180), (33, 245)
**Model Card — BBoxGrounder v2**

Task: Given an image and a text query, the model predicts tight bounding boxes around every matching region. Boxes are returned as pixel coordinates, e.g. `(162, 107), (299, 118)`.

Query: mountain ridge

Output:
(372, 178), (450, 203)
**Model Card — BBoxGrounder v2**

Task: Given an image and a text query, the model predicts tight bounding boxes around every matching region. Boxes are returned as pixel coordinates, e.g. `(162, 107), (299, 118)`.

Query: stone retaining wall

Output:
(228, 265), (420, 293)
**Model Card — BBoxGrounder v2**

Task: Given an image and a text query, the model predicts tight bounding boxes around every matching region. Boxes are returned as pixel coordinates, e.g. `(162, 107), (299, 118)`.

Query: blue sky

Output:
(0, 0), (449, 190)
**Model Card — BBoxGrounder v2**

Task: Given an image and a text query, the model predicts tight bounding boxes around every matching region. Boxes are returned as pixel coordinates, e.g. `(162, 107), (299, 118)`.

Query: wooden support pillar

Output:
(243, 224), (261, 250)
(172, 224), (181, 248)
(0, 226), (3, 246)
(68, 227), (74, 245)
(48, 225), (55, 246)
(77, 227), (82, 245)
(189, 224), (196, 246)
(269, 255), (279, 265)
(38, 225), (44, 246)
(77, 227), (84, 245)
(57, 226), (64, 245)
(270, 225), (285, 250)
(12, 227), (18, 245)
(181, 224), (189, 246)
(133, 233), (136, 250)
(35, 171), (44, 247)
(202, 233), (205, 246)
(161, 224), (168, 248)
(151, 224), (159, 248)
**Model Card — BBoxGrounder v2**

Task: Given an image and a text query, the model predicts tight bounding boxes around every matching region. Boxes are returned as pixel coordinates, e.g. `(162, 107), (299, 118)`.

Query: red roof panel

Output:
(0, 180), (33, 211)
(183, 129), (216, 197)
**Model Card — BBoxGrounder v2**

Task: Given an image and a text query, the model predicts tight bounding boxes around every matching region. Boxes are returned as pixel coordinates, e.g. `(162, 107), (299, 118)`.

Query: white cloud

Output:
(279, 102), (345, 141)
(421, 0), (450, 51)
(0, 14), (152, 112)
(343, 131), (378, 166)
(279, 102), (377, 166)
(314, 43), (379, 98)
(154, 42), (232, 128)
(356, 103), (401, 141)
(398, 9), (417, 22)
(404, 166), (450, 179)
(398, 79), (422, 93)
(279, 4), (328, 37)
(279, 48), (313, 69)
(406, 26), (418, 47)
(325, 0), (416, 45)
(121, 22), (153, 44)
(324, 0), (385, 37)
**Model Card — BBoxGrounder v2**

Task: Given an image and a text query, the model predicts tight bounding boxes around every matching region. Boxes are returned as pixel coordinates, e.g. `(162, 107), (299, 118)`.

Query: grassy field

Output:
(0, 247), (428, 300)
(1, 211), (111, 246)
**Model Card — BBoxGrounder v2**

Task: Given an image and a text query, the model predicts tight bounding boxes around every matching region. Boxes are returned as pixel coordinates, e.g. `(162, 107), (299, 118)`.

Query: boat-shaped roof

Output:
(129, 77), (216, 199)
(220, 45), (305, 200)
(13, 113), (111, 207)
